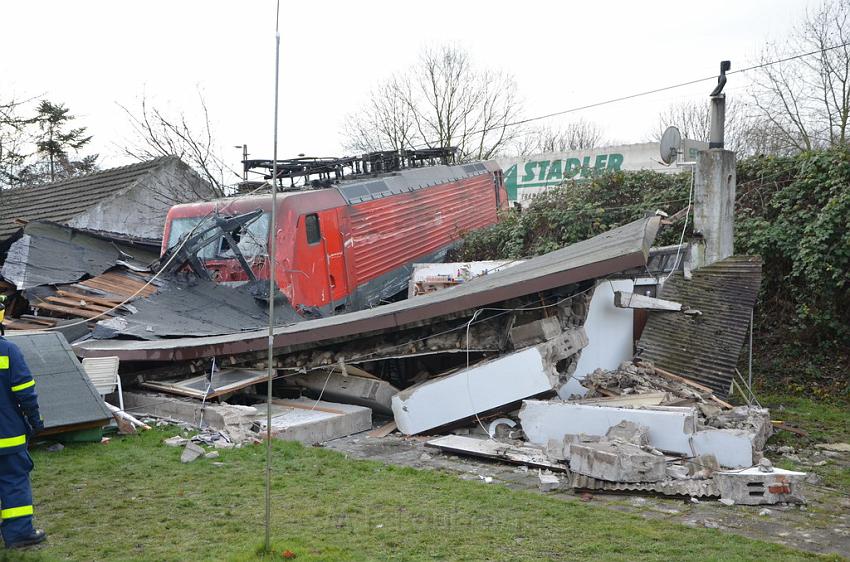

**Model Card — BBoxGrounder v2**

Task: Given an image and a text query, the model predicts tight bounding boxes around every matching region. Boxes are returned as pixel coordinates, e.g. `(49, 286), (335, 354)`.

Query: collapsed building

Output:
(0, 144), (804, 506)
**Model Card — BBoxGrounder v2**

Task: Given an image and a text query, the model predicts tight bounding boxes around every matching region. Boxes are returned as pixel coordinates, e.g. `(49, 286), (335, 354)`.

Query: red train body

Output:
(161, 161), (507, 315)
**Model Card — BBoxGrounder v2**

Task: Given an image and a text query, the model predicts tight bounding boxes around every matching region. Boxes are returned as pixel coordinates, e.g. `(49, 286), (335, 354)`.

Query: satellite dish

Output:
(660, 126), (681, 165)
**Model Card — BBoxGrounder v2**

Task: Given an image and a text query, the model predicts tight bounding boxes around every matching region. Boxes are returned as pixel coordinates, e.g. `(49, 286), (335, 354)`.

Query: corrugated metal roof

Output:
(636, 255), (762, 395)
(6, 332), (112, 431)
(74, 215), (661, 362)
(0, 156), (177, 241)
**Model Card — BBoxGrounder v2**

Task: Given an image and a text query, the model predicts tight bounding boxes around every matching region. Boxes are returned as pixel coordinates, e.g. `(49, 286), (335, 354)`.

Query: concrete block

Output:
(393, 329), (587, 435)
(605, 420), (649, 446)
(715, 466), (807, 505)
(289, 370), (399, 415)
(545, 433), (601, 461)
(538, 472), (561, 492)
(520, 401), (698, 455)
(255, 398), (371, 444)
(181, 442), (204, 463)
(510, 316), (562, 349)
(570, 441), (666, 483)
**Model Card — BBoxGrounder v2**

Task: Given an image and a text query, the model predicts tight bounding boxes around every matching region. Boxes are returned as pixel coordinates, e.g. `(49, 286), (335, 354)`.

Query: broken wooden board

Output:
(141, 368), (267, 399)
(425, 435), (567, 472)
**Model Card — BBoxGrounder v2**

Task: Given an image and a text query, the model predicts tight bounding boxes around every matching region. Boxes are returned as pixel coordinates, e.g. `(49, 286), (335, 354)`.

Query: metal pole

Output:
(264, 1), (281, 553)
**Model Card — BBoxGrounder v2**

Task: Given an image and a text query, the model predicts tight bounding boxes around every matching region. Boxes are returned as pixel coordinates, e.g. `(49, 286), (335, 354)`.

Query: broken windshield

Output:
(167, 213), (271, 260)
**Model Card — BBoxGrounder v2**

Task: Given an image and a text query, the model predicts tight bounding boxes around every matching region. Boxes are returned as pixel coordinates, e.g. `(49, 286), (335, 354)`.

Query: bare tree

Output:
(344, 46), (522, 161)
(513, 120), (606, 156)
(750, 0), (850, 152)
(120, 93), (237, 196)
(343, 78), (416, 153)
(651, 98), (772, 156)
(0, 97), (30, 188)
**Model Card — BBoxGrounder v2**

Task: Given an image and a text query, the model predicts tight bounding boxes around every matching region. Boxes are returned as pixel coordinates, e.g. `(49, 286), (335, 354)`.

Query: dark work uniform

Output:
(0, 337), (42, 546)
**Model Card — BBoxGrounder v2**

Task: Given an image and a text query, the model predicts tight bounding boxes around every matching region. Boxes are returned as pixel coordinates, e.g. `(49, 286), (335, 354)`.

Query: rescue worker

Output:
(0, 298), (46, 549)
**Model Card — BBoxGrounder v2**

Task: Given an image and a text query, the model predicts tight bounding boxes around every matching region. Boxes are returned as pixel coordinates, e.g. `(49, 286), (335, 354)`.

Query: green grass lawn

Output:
(0, 426), (840, 562)
(761, 394), (850, 493)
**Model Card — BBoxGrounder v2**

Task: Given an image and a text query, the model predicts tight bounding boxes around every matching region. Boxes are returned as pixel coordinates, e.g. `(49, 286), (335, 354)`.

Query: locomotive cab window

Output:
(305, 213), (321, 244)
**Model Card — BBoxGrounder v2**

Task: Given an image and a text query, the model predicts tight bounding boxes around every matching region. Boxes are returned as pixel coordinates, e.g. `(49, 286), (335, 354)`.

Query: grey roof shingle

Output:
(6, 332), (112, 430)
(0, 156), (178, 241)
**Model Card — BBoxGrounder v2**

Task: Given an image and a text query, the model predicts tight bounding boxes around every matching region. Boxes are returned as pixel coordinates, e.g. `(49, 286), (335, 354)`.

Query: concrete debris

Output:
(759, 508), (772, 516)
(509, 316), (562, 349)
(569, 441), (666, 483)
(253, 397), (371, 444)
(425, 435), (566, 472)
(544, 433), (601, 461)
(582, 361), (706, 402)
(538, 471), (561, 492)
(163, 436), (189, 448)
(605, 420), (650, 447)
(204, 451), (220, 460)
(719, 498), (735, 506)
(392, 328), (588, 435)
(289, 368), (399, 416)
(714, 466), (807, 505)
(180, 442), (205, 463)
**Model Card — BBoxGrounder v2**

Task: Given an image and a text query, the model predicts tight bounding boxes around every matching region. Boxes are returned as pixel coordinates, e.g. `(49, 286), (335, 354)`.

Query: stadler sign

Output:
(497, 140), (706, 205)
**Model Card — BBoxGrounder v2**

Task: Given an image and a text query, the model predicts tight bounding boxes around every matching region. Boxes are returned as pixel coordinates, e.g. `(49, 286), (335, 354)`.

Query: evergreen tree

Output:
(34, 100), (92, 182)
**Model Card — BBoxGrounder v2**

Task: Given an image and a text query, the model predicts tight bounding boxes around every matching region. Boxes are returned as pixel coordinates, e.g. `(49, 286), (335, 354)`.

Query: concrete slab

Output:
(519, 401), (698, 455)
(691, 429), (754, 469)
(289, 370), (398, 415)
(254, 398), (371, 444)
(392, 328), (587, 435)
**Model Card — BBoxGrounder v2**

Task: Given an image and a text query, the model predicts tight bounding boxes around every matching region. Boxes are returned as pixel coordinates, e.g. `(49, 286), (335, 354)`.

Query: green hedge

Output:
(453, 149), (850, 348)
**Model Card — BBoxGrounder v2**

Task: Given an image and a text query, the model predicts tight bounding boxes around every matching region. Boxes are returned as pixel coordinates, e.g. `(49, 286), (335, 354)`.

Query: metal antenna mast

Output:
(264, 0), (281, 553)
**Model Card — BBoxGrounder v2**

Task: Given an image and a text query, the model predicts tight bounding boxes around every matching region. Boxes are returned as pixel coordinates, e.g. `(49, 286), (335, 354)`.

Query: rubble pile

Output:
(425, 360), (807, 506)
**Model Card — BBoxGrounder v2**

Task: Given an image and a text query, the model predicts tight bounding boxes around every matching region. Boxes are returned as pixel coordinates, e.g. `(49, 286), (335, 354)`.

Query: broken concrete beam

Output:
(509, 316), (562, 349)
(254, 398), (371, 444)
(289, 370), (399, 415)
(392, 328), (588, 435)
(613, 291), (684, 311)
(425, 435), (566, 472)
(714, 467), (807, 505)
(519, 401), (698, 456)
(570, 441), (666, 483)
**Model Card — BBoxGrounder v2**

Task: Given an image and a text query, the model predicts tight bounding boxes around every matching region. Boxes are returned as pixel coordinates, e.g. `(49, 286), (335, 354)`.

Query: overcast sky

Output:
(0, 0), (818, 184)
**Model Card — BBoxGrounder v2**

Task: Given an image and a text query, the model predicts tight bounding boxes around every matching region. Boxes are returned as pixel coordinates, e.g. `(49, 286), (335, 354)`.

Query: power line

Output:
(410, 40), (850, 151)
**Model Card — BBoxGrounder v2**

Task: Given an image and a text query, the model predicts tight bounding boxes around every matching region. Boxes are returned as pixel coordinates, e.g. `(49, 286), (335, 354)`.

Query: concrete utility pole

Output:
(693, 61), (735, 268)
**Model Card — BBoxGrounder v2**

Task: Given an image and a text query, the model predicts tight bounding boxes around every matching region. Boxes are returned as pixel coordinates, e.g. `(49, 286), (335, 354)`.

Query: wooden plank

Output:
(31, 302), (110, 319)
(652, 366), (714, 394)
(368, 421), (398, 438)
(56, 290), (122, 308)
(45, 296), (112, 313)
(772, 421), (809, 437)
(570, 392), (668, 407)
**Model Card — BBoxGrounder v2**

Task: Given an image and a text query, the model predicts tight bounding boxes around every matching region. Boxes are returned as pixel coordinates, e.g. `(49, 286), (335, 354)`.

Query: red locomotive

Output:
(161, 152), (507, 315)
